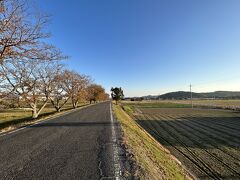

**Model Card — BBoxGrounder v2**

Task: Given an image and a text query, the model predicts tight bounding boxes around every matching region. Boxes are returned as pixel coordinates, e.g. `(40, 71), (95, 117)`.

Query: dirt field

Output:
(126, 105), (240, 179)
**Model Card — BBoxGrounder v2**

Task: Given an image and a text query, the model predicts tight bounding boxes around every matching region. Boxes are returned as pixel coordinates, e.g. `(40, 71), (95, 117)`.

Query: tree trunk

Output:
(32, 106), (38, 119)
(31, 100), (48, 119)
(37, 100), (49, 116)
(50, 97), (70, 112)
(73, 102), (78, 109)
(17, 97), (20, 108)
(56, 101), (60, 112)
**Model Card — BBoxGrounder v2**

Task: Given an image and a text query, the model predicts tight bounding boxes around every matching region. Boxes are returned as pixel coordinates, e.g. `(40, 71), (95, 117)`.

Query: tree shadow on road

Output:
(29, 121), (115, 128)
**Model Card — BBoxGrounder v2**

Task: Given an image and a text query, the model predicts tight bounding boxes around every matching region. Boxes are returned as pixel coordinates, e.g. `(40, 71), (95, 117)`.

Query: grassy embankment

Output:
(113, 103), (191, 179)
(0, 102), (88, 132)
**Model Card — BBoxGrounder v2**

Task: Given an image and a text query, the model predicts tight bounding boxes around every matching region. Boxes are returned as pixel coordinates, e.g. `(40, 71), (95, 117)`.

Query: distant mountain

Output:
(158, 91), (240, 100)
(201, 91), (240, 98)
(158, 91), (202, 99)
(141, 95), (159, 99)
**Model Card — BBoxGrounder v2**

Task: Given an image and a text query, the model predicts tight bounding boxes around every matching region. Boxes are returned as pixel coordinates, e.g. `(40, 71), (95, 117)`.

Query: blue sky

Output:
(38, 0), (240, 96)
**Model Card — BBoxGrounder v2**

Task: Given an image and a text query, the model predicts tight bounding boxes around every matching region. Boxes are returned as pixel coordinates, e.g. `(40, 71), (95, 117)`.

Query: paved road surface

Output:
(0, 101), (120, 180)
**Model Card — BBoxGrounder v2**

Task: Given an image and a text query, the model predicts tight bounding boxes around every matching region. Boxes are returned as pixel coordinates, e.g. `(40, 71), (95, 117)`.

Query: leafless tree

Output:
(0, 59), (63, 118)
(61, 70), (91, 108)
(0, 0), (67, 116)
(48, 67), (71, 112)
(0, 0), (110, 117)
(0, 0), (66, 64)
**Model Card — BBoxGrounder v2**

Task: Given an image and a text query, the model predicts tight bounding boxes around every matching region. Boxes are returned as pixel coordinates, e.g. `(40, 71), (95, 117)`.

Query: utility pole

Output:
(190, 84), (193, 108)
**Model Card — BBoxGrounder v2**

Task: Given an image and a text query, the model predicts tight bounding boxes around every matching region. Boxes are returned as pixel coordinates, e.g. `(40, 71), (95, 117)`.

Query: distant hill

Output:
(158, 91), (240, 100)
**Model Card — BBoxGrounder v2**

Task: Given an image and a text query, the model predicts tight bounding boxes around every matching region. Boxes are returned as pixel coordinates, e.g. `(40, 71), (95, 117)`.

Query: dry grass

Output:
(0, 110), (32, 123)
(113, 104), (191, 180)
(0, 102), (88, 132)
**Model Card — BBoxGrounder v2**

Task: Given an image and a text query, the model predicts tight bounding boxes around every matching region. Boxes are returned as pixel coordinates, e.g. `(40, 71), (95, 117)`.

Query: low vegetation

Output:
(170, 99), (240, 110)
(122, 101), (240, 179)
(124, 99), (240, 111)
(113, 104), (190, 179)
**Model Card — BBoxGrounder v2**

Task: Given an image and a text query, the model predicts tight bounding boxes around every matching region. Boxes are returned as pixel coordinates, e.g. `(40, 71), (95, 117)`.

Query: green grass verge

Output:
(122, 105), (134, 114)
(113, 104), (190, 180)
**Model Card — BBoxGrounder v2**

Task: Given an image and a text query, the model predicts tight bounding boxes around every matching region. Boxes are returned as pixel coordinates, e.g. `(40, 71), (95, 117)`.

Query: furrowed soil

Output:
(126, 105), (240, 179)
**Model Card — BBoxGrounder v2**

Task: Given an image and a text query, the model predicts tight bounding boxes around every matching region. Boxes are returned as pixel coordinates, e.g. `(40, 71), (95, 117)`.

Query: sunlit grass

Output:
(0, 102), (88, 130)
(113, 104), (190, 179)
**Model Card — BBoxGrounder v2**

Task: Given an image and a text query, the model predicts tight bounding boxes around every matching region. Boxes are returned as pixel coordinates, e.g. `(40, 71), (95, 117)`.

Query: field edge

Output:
(113, 103), (193, 180)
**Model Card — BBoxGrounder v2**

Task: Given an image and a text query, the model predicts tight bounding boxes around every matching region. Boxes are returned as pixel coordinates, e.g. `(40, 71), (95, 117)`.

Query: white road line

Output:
(1, 127), (27, 136)
(109, 102), (121, 180)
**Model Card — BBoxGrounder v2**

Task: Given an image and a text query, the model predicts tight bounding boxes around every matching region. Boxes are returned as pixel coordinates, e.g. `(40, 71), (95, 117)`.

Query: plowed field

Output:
(131, 107), (240, 179)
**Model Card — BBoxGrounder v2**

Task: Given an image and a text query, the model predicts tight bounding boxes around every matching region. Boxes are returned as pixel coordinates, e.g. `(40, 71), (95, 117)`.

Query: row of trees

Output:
(0, 0), (109, 118)
(1, 59), (109, 118)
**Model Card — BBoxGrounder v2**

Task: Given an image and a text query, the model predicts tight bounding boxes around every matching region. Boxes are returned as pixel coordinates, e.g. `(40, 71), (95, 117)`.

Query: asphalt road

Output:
(0, 101), (120, 180)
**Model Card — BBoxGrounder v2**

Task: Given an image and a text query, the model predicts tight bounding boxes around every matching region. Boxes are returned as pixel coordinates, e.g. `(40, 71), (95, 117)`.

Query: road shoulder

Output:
(113, 104), (193, 179)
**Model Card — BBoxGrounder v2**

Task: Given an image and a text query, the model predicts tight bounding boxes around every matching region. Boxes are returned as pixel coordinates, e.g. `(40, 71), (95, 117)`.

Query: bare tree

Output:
(0, 0), (67, 117)
(0, 59), (58, 118)
(61, 70), (91, 109)
(0, 0), (66, 64)
(0, 0), (110, 118)
(72, 75), (91, 108)
(48, 67), (71, 112)
(36, 61), (65, 112)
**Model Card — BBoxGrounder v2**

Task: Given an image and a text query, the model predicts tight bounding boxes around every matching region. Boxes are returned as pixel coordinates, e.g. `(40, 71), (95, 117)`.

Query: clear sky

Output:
(37, 0), (240, 97)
